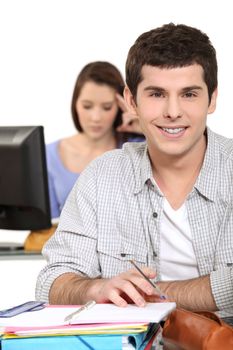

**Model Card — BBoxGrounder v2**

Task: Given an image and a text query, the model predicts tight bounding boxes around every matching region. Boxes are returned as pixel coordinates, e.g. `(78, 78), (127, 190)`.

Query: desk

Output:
(0, 252), (46, 309)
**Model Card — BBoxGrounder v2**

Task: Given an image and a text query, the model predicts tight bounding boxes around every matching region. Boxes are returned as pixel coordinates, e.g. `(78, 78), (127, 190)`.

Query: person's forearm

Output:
(49, 273), (106, 305)
(157, 275), (217, 311)
(48, 266), (157, 306)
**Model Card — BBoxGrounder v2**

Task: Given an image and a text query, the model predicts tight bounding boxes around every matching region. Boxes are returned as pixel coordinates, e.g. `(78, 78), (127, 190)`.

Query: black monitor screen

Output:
(0, 126), (51, 230)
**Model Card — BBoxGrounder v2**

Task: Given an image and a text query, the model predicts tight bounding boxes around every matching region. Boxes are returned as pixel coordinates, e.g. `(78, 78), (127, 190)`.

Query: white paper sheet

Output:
(0, 302), (176, 328)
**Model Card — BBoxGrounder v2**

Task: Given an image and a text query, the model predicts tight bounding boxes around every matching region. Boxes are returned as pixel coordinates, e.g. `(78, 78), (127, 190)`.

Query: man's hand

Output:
(49, 267), (163, 306)
(89, 267), (160, 307)
(115, 93), (142, 134)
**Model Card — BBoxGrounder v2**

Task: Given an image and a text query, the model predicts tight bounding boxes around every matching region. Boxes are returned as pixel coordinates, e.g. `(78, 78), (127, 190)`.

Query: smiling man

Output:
(124, 63), (217, 210)
(36, 24), (233, 324)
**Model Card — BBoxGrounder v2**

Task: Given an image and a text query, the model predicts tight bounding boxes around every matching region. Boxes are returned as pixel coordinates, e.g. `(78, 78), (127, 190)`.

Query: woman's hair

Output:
(71, 61), (125, 132)
(126, 23), (217, 103)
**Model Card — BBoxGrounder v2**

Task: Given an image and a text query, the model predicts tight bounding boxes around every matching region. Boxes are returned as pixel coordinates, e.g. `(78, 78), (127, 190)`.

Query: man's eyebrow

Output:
(143, 85), (203, 93)
(144, 86), (166, 92)
(181, 85), (203, 93)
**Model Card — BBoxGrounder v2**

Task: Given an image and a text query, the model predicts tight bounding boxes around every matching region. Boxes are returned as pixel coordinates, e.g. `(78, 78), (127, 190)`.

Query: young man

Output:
(36, 23), (233, 321)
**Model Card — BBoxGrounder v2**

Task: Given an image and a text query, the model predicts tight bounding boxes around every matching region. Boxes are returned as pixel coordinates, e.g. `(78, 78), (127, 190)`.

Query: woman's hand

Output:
(115, 93), (142, 134)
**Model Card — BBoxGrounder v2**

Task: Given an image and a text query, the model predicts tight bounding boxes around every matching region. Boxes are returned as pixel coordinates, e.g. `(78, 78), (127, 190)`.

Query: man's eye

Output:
(151, 92), (164, 97)
(184, 92), (196, 98)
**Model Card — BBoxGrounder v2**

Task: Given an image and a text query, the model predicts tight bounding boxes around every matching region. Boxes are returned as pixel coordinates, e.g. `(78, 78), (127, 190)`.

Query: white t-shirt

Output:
(160, 198), (199, 281)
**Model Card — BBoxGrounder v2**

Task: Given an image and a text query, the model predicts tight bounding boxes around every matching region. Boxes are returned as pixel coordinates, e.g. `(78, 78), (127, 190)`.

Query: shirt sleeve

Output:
(210, 267), (233, 311)
(209, 198), (233, 313)
(35, 162), (100, 302)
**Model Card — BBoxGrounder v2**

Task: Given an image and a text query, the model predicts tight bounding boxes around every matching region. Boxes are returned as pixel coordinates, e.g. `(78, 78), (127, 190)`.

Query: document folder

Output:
(1, 323), (160, 350)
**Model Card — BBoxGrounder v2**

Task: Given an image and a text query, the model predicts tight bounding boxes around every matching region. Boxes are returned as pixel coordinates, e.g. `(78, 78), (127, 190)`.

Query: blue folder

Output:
(1, 323), (159, 350)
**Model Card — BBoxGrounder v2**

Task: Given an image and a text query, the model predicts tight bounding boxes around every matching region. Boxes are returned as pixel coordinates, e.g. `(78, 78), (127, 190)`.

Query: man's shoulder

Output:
(210, 130), (233, 160)
(79, 141), (147, 183)
(76, 141), (147, 193)
(96, 141), (147, 165)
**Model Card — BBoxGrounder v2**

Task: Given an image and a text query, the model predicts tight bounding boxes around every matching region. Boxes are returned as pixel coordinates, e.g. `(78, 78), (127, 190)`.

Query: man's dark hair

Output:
(126, 23), (217, 102)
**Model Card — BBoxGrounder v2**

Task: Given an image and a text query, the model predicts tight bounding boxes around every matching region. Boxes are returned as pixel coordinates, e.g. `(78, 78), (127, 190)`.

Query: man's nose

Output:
(163, 96), (183, 120)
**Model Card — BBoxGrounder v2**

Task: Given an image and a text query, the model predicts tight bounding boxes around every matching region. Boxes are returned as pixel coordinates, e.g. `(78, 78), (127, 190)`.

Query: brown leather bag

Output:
(162, 308), (233, 350)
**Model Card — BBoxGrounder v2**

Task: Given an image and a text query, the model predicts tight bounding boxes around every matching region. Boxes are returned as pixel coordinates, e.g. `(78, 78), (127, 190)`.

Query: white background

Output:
(0, 0), (233, 143)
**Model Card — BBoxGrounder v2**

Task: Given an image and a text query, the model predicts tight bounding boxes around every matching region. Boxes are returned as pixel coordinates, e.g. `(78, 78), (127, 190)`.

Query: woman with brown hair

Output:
(46, 61), (143, 218)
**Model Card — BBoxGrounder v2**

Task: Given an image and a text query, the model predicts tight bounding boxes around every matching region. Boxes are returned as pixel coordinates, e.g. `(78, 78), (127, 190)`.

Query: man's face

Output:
(125, 64), (217, 160)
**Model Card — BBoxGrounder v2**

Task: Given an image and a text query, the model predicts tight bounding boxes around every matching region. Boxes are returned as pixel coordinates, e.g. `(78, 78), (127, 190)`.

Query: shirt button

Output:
(153, 212), (158, 218)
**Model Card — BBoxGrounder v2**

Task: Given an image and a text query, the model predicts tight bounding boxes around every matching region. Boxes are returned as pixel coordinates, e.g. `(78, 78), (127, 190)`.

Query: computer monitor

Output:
(0, 126), (51, 231)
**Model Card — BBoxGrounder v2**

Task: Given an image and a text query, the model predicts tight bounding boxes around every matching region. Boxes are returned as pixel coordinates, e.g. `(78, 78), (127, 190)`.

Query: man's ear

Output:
(208, 88), (218, 114)
(124, 86), (137, 114)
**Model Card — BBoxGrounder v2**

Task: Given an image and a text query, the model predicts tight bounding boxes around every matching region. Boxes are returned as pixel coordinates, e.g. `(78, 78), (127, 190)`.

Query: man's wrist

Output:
(157, 276), (217, 311)
(86, 277), (109, 303)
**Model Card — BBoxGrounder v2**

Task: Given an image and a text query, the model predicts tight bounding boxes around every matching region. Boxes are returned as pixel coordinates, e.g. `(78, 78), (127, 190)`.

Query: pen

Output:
(129, 260), (166, 300)
(64, 300), (96, 323)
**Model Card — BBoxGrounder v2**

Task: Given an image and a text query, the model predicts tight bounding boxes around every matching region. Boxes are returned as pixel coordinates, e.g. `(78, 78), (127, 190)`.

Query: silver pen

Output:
(64, 300), (96, 323)
(130, 260), (167, 300)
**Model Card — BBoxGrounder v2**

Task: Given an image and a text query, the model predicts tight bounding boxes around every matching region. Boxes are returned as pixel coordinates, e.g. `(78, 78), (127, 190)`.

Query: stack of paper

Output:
(0, 302), (176, 349)
(0, 302), (176, 328)
(4, 322), (150, 337)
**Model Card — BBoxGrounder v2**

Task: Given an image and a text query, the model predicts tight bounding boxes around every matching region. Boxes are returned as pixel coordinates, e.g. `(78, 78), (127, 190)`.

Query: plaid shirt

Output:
(36, 128), (233, 316)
